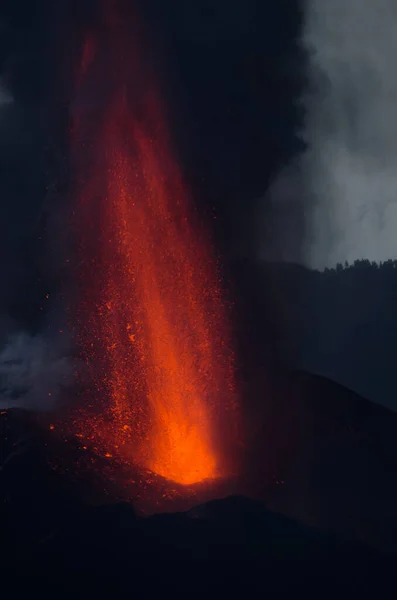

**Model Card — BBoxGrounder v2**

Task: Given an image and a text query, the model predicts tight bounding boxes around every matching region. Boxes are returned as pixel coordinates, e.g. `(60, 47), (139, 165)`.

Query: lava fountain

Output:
(69, 1), (239, 489)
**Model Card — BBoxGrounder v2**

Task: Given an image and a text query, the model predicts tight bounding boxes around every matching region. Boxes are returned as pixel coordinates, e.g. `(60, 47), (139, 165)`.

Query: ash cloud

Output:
(0, 79), (12, 106)
(0, 331), (74, 411)
(301, 0), (397, 270)
(0, 81), (72, 412)
(260, 0), (397, 270)
(0, 2), (75, 412)
(257, 160), (305, 265)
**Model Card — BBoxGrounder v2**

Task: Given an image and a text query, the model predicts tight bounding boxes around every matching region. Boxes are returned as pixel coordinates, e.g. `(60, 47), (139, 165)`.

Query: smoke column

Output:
(0, 81), (12, 107)
(302, 0), (397, 269)
(0, 331), (73, 410)
(0, 72), (74, 411)
(260, 0), (397, 270)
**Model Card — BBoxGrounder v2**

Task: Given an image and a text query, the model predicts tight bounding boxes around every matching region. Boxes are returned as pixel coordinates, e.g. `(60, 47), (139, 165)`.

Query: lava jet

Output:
(65, 0), (240, 508)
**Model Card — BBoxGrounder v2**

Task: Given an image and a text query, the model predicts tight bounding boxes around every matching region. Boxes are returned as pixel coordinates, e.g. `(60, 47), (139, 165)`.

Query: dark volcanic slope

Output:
(243, 369), (397, 555)
(0, 408), (393, 593)
(1, 366), (397, 593)
(229, 257), (397, 410)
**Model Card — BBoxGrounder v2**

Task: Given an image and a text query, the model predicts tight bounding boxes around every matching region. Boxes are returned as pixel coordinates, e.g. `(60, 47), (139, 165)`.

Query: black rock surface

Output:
(0, 405), (395, 594)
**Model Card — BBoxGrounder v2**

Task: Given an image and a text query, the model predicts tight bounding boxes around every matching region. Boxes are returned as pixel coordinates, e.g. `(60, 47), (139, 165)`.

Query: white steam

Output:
(301, 0), (397, 269)
(260, 0), (397, 270)
(0, 332), (74, 411)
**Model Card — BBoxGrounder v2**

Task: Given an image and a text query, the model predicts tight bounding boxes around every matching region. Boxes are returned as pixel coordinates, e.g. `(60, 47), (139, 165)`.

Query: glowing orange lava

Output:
(70, 2), (238, 486)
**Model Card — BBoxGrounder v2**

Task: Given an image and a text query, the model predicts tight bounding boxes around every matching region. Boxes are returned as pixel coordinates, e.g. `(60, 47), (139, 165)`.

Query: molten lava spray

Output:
(70, 2), (238, 488)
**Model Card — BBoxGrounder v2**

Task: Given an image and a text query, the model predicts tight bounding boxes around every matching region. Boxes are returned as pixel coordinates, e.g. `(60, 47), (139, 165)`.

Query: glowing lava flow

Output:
(70, 3), (238, 487)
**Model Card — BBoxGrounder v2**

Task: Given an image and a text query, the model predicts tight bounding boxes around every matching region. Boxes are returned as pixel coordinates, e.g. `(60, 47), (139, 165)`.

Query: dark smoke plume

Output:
(0, 1), (75, 411)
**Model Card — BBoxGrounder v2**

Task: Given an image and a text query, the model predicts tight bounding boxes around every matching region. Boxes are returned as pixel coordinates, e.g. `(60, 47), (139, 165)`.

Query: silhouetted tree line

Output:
(325, 259), (397, 274)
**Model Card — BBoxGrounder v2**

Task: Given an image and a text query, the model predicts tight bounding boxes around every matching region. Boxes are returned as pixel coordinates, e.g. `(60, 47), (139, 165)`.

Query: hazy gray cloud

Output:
(0, 331), (74, 411)
(0, 66), (73, 412)
(0, 79), (13, 106)
(259, 0), (397, 270)
(301, 0), (397, 269)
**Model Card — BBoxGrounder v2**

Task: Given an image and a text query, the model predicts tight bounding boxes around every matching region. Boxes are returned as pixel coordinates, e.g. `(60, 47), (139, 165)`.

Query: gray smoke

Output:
(0, 331), (74, 411)
(301, 0), (397, 269)
(260, 0), (397, 270)
(0, 79), (13, 107)
(0, 76), (75, 412)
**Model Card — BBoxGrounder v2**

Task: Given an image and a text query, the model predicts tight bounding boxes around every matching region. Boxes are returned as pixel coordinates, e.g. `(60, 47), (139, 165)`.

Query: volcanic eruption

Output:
(67, 1), (239, 491)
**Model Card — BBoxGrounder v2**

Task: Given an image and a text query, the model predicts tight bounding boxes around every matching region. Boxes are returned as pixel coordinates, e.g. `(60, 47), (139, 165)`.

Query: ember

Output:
(70, 1), (238, 489)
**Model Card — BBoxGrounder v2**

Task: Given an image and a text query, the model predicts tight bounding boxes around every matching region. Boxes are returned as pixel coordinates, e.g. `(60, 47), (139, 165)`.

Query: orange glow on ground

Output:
(70, 2), (238, 487)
